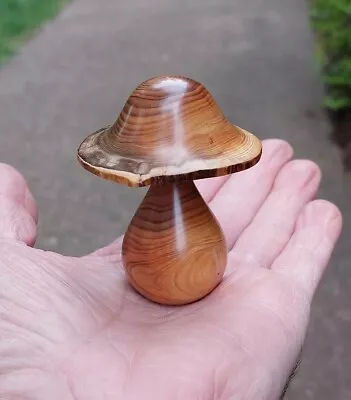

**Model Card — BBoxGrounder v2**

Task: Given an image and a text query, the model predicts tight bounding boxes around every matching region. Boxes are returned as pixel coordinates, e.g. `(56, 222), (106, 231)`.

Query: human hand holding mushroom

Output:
(0, 77), (342, 399)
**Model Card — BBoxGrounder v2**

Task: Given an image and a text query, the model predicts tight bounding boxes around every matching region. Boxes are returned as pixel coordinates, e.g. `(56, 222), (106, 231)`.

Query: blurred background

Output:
(0, 0), (350, 398)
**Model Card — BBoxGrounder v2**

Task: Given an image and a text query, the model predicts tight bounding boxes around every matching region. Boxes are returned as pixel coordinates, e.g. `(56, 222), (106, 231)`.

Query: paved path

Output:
(0, 0), (350, 398)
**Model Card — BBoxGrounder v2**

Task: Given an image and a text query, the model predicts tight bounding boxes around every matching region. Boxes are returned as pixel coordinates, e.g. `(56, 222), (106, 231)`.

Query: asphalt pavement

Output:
(0, 0), (350, 398)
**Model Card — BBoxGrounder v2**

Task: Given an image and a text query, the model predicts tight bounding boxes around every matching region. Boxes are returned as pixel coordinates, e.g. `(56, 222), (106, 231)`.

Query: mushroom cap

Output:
(77, 76), (262, 187)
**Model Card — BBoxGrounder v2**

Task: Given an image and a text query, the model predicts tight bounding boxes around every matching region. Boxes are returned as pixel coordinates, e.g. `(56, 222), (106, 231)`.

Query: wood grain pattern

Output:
(77, 76), (263, 305)
(77, 76), (262, 187)
(122, 181), (227, 305)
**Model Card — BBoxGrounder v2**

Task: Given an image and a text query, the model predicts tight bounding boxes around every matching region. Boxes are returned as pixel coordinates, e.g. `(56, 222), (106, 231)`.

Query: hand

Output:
(0, 140), (342, 400)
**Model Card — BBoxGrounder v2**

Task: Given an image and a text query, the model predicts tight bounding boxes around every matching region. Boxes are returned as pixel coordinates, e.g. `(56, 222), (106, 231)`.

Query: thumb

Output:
(0, 164), (38, 246)
(87, 236), (124, 260)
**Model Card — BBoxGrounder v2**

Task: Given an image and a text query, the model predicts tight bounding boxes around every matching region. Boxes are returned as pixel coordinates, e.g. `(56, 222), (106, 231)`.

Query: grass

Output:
(0, 0), (70, 65)
(309, 0), (351, 111)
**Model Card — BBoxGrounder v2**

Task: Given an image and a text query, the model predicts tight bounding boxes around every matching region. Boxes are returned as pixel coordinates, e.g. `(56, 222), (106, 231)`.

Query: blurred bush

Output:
(0, 0), (69, 64)
(310, 0), (351, 111)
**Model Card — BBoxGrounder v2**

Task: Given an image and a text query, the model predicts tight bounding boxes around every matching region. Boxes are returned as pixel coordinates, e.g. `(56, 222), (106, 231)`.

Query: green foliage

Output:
(309, 0), (351, 111)
(0, 0), (69, 64)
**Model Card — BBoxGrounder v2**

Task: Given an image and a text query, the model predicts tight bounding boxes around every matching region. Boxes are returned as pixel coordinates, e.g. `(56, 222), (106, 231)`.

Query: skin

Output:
(0, 139), (342, 400)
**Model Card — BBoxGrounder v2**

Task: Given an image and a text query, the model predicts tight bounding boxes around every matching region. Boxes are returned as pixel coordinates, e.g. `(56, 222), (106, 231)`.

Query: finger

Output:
(0, 164), (37, 246)
(88, 140), (293, 258)
(196, 175), (229, 203)
(0, 195), (37, 246)
(197, 139), (291, 204)
(209, 139), (293, 249)
(24, 187), (38, 223)
(88, 236), (124, 259)
(231, 160), (321, 269)
(0, 164), (38, 222)
(271, 199), (342, 297)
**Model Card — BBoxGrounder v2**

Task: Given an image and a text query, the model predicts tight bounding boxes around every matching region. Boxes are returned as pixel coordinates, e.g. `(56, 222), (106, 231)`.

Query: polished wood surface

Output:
(77, 75), (262, 305)
(78, 76), (262, 187)
(122, 181), (227, 305)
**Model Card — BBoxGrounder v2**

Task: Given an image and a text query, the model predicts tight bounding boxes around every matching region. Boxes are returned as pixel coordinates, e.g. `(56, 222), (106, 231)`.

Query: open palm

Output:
(0, 140), (341, 400)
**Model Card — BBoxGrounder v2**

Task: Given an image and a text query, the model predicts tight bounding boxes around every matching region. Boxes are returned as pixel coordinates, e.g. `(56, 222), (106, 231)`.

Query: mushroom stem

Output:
(122, 180), (227, 305)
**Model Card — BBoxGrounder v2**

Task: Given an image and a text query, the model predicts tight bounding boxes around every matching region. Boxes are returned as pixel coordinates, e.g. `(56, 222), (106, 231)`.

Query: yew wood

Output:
(122, 181), (227, 305)
(77, 75), (262, 305)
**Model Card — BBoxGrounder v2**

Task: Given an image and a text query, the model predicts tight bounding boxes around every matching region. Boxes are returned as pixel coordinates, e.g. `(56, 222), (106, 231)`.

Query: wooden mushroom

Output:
(77, 76), (262, 305)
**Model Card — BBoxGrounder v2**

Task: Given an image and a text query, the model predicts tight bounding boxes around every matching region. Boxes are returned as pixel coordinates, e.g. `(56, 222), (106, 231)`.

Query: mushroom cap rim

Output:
(77, 126), (263, 188)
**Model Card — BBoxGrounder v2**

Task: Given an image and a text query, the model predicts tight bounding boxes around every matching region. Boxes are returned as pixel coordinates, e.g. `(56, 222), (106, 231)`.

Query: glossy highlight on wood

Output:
(77, 76), (262, 187)
(122, 181), (227, 305)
